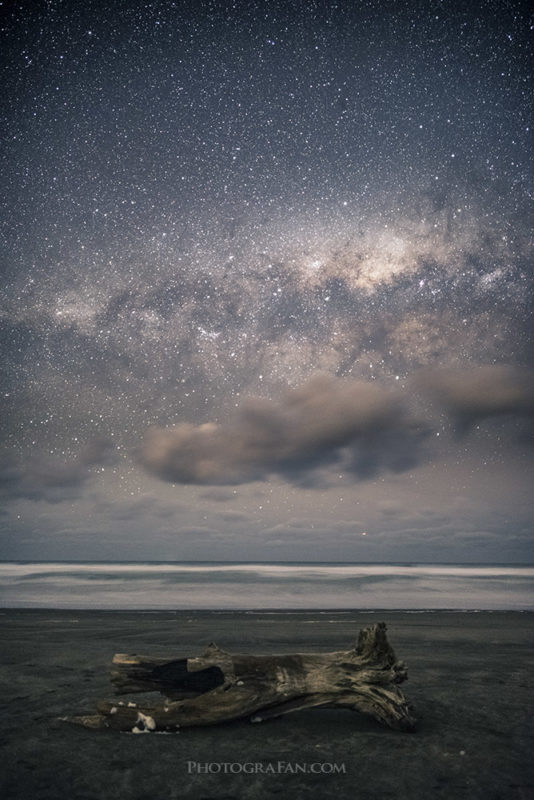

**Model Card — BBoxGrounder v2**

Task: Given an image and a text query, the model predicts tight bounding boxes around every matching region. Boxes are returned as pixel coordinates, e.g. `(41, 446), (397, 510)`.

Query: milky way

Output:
(1, 0), (533, 562)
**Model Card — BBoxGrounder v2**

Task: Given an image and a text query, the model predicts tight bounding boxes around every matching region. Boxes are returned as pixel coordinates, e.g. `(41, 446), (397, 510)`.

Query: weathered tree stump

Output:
(67, 622), (416, 733)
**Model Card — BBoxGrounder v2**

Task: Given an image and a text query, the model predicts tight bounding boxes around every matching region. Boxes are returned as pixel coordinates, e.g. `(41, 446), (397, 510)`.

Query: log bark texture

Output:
(67, 622), (416, 733)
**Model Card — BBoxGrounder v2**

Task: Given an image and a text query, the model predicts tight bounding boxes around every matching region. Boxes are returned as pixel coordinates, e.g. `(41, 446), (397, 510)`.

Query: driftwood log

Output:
(67, 622), (416, 733)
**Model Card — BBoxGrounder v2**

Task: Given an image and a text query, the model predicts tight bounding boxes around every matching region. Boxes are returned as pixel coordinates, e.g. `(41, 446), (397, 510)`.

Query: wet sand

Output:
(1, 609), (533, 799)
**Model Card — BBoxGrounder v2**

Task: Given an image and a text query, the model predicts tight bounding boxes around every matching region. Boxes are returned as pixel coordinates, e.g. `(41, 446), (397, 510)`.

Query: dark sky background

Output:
(1, 0), (533, 563)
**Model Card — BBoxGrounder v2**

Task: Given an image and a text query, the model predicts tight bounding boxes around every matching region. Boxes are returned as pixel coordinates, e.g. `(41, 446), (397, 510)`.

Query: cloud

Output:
(198, 488), (237, 503)
(0, 437), (116, 503)
(138, 366), (534, 489)
(417, 365), (534, 431)
(97, 494), (182, 521)
(140, 375), (429, 486)
(174, 526), (222, 539)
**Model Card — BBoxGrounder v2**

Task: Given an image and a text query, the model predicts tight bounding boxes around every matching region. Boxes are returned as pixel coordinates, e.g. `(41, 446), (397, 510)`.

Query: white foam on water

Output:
(0, 561), (533, 610)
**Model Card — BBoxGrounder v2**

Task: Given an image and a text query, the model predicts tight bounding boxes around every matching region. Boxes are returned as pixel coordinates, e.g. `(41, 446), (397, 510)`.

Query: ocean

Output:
(0, 561), (532, 610)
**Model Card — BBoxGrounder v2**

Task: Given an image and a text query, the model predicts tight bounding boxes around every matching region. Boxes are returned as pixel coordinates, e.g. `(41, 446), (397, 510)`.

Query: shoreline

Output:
(2, 606), (533, 613)
(2, 562), (533, 613)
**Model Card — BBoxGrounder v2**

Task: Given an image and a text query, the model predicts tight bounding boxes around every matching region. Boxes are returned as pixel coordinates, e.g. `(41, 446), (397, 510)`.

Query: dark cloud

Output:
(0, 438), (115, 503)
(97, 494), (182, 522)
(198, 488), (237, 503)
(417, 365), (534, 432)
(140, 375), (429, 486)
(174, 526), (222, 539)
(139, 367), (534, 489)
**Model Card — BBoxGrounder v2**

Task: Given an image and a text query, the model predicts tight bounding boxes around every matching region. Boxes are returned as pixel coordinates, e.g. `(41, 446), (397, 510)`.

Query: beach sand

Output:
(0, 609), (533, 799)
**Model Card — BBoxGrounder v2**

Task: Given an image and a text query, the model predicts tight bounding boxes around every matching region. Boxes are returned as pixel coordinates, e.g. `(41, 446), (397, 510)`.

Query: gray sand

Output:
(1, 610), (533, 799)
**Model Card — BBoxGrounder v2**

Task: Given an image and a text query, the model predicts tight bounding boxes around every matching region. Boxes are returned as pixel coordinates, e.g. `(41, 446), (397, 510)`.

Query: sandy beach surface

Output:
(1, 609), (533, 800)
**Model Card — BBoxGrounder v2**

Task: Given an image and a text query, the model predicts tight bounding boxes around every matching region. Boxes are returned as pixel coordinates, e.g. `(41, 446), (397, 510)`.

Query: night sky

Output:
(1, 0), (533, 563)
